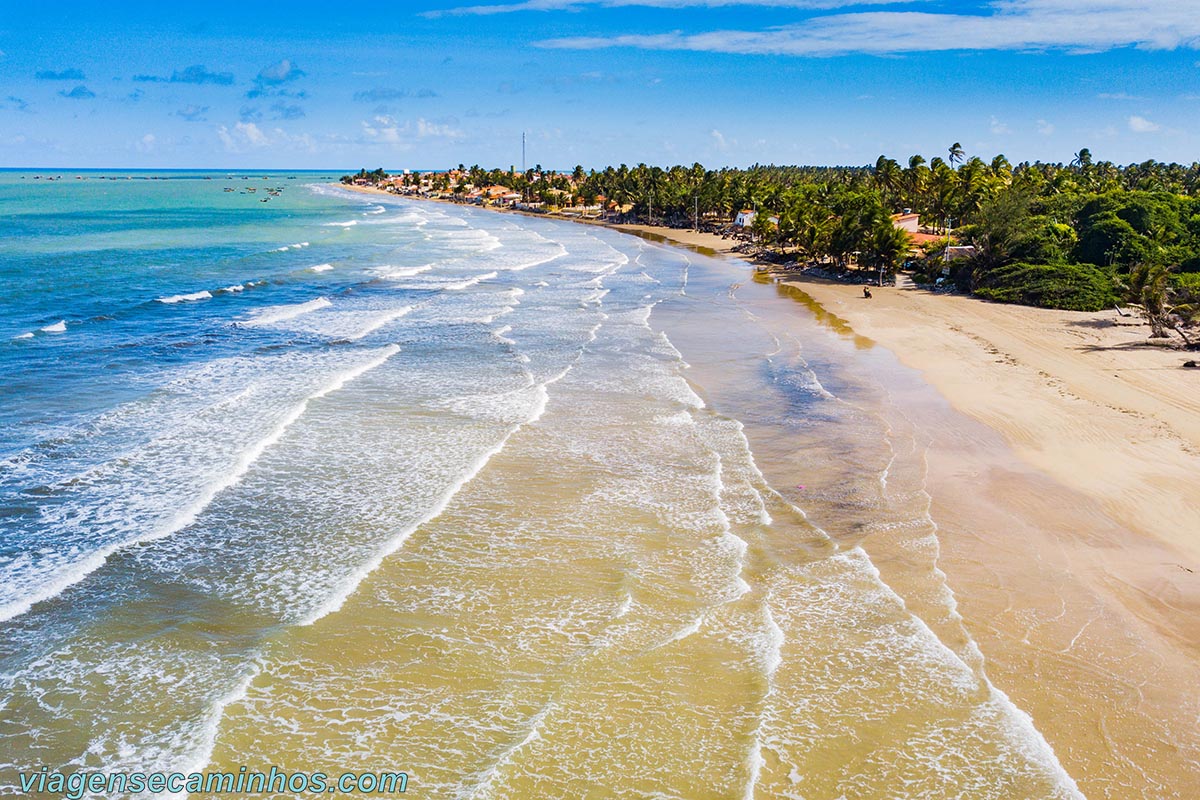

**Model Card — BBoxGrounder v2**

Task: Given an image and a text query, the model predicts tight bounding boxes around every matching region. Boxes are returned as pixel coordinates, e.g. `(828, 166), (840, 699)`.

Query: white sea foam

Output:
(364, 205), (386, 215)
(309, 263), (334, 273)
(40, 320), (67, 332)
(500, 244), (567, 272)
(377, 264), (432, 279)
(155, 664), (263, 800)
(0, 547), (109, 624)
(241, 297), (332, 327)
(157, 291), (212, 304)
(0, 346), (401, 625)
(444, 271), (497, 291)
(653, 615), (705, 650)
(325, 220), (358, 228)
(216, 284), (245, 294)
(364, 212), (427, 227)
(300, 371), (568, 627)
(340, 307), (413, 342)
(463, 701), (557, 800)
(14, 332), (35, 340)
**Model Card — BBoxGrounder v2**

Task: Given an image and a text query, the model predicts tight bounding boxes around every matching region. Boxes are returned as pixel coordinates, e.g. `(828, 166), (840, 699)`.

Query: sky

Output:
(1, 0), (1198, 169)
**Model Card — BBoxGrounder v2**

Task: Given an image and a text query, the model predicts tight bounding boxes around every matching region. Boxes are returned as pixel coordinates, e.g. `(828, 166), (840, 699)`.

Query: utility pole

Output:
(521, 132), (526, 174)
(943, 217), (954, 275)
(694, 195), (699, 232)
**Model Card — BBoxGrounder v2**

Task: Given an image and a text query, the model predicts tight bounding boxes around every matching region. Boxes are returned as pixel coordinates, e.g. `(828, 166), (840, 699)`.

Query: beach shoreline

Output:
(616, 223), (1200, 797)
(344, 184), (1200, 794)
(347, 186), (1200, 562)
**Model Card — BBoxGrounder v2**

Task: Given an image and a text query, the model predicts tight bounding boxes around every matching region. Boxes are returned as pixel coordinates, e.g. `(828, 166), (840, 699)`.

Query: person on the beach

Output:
(863, 286), (872, 299)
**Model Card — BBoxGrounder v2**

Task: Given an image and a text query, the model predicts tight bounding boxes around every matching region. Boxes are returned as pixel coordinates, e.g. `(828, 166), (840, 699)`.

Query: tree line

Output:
(342, 147), (1200, 336)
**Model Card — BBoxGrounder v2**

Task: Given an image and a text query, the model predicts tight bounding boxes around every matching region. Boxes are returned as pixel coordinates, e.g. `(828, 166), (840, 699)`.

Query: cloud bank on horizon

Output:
(534, 1), (1200, 56)
(0, 1), (1197, 168)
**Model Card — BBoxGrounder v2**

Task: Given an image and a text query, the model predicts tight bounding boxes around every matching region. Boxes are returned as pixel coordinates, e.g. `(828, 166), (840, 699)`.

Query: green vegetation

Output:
(340, 167), (388, 185)
(344, 148), (1200, 336)
(973, 262), (1117, 312)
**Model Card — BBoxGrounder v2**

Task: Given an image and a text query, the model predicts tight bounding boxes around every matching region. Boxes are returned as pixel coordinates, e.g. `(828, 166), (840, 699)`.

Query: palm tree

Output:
(1117, 263), (1195, 342)
(948, 142), (965, 169)
(904, 155), (928, 212)
(869, 222), (912, 280)
(874, 155), (902, 208)
(989, 154), (1012, 182)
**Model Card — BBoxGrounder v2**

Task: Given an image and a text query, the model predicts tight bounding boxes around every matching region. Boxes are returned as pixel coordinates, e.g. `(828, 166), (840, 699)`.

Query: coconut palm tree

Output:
(948, 142), (965, 169)
(990, 154), (1012, 182)
(874, 155), (902, 208)
(869, 221), (912, 279)
(1117, 262), (1195, 342)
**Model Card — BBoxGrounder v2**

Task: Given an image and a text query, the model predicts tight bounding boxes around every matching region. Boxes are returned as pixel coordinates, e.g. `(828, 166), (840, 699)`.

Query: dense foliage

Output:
(341, 167), (389, 184)
(972, 262), (1118, 311)
(344, 147), (1200, 326)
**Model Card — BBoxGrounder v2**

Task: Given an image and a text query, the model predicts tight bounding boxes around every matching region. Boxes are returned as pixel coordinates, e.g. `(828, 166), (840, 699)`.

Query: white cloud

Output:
(538, 1), (1200, 56)
(710, 129), (730, 151)
(361, 116), (465, 149)
(216, 121), (314, 153)
(135, 133), (156, 153)
(989, 116), (1011, 134)
(430, 0), (924, 17)
(361, 115), (404, 145)
(1036, 119), (1055, 135)
(239, 122), (268, 146)
(417, 118), (464, 138)
(1128, 115), (1161, 133)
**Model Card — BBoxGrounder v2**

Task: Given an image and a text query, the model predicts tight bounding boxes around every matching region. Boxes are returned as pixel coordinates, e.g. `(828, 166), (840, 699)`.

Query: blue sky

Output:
(1, 0), (1197, 169)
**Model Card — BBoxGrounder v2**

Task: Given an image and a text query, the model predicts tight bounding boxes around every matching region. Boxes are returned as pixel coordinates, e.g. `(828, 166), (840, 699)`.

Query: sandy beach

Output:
(617, 222), (1200, 557)
(617, 222), (1200, 797)
(338, 190), (1200, 794)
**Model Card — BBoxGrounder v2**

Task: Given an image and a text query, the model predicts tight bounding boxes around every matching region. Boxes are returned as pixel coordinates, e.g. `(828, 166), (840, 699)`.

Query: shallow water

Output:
(1, 174), (1086, 798)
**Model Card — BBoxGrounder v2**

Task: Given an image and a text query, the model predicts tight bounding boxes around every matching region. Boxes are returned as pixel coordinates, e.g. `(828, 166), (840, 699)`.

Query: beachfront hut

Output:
(734, 209), (756, 227)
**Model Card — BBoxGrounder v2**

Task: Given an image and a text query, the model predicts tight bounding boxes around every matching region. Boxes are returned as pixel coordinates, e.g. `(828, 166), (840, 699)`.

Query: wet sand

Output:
(616, 223), (1200, 798)
(337, 195), (1200, 795)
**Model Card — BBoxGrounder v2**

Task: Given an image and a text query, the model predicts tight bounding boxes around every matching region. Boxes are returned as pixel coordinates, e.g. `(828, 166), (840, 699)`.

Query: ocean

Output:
(0, 171), (1082, 798)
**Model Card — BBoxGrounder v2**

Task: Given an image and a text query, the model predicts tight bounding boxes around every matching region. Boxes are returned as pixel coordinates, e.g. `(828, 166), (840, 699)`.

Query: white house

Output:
(734, 209), (756, 227)
(891, 212), (921, 233)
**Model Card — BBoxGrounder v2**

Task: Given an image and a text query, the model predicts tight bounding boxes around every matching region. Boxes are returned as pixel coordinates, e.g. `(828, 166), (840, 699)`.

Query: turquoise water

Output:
(0, 174), (1081, 798)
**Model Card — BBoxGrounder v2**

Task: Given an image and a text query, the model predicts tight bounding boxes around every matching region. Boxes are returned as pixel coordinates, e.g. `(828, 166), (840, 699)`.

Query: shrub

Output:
(973, 262), (1118, 311)
(1174, 272), (1200, 290)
